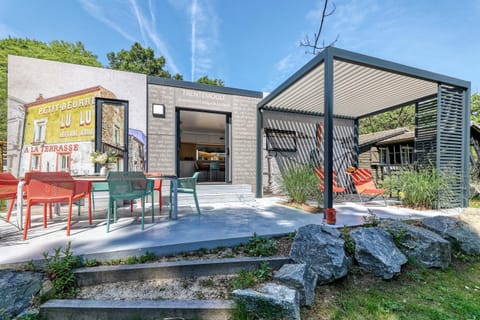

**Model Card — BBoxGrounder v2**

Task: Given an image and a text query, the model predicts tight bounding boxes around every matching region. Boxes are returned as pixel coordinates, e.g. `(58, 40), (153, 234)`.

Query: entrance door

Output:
(176, 108), (231, 183)
(95, 98), (129, 172)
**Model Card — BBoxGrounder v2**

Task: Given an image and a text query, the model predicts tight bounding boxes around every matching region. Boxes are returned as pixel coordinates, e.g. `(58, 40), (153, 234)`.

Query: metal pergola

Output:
(256, 47), (471, 212)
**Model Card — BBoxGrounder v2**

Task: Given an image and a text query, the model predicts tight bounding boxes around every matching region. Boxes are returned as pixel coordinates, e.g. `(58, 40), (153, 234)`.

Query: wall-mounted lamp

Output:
(152, 103), (165, 118)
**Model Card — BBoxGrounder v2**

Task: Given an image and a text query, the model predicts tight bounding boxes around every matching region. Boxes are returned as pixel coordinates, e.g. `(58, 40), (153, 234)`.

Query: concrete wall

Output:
(147, 83), (261, 192)
(7, 55), (147, 176)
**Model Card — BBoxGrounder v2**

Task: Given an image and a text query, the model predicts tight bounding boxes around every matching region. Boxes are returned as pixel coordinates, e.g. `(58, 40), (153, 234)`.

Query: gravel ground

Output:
(78, 275), (236, 300)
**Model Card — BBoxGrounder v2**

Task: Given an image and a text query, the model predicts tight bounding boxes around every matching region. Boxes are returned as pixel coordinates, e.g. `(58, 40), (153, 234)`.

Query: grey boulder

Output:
(232, 282), (300, 320)
(350, 227), (407, 279)
(289, 224), (349, 284)
(380, 219), (451, 269)
(274, 263), (317, 306)
(422, 216), (480, 255)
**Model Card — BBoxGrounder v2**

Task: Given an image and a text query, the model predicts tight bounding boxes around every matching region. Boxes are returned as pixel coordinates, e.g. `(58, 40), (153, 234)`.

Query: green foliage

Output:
(83, 258), (100, 267)
(281, 164), (319, 204)
(471, 93), (480, 124)
(340, 226), (355, 256)
(244, 233), (277, 257)
(107, 42), (181, 79)
(196, 75), (225, 86)
(229, 263), (272, 291)
(359, 105), (415, 134)
(0, 37), (101, 140)
(381, 167), (451, 209)
(42, 242), (82, 299)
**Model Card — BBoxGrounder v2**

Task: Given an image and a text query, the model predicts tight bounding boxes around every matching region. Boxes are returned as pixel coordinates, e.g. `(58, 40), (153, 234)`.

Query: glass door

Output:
(95, 98), (129, 172)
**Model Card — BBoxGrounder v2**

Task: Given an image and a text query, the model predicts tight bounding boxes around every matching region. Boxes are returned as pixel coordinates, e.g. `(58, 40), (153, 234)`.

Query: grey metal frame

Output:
(256, 46), (471, 209)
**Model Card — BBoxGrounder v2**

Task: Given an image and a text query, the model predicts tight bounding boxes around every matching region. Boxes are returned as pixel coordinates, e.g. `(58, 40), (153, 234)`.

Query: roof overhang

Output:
(258, 47), (470, 119)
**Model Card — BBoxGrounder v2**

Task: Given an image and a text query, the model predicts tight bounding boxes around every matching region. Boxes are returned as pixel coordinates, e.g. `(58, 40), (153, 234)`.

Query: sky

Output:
(1, 0), (479, 94)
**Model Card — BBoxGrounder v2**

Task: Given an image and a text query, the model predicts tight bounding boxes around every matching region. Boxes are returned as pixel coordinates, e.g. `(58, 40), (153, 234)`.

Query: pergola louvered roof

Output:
(258, 47), (470, 119)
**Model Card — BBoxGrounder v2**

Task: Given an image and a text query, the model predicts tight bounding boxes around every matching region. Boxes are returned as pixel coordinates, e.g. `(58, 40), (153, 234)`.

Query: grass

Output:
(469, 195), (480, 208)
(302, 257), (480, 320)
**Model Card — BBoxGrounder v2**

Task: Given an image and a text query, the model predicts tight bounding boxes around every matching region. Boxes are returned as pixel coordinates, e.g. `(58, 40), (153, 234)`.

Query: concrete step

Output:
(40, 299), (234, 320)
(40, 257), (290, 320)
(92, 184), (255, 207)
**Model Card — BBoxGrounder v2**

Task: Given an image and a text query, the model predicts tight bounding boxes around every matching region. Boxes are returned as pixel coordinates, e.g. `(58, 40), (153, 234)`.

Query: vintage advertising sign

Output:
(19, 86), (116, 176)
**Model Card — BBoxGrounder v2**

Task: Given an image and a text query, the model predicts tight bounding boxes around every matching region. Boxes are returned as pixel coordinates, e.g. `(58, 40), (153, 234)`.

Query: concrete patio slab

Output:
(0, 197), (461, 267)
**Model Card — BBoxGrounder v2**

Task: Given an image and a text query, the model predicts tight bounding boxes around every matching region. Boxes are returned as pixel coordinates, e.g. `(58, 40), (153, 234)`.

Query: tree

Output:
(107, 42), (181, 79)
(0, 37), (102, 140)
(359, 105), (415, 134)
(300, 0), (339, 55)
(471, 93), (480, 124)
(196, 75), (224, 87)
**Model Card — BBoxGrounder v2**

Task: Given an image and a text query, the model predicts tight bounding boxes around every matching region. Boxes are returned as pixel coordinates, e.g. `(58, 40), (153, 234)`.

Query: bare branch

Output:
(300, 0), (339, 55)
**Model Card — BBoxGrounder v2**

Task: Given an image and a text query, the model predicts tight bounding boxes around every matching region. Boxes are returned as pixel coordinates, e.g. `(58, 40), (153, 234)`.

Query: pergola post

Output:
(256, 107), (263, 198)
(323, 48), (335, 224)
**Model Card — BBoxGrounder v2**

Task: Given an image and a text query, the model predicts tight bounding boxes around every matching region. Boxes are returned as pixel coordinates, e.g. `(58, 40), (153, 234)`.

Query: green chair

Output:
(169, 172), (201, 217)
(91, 181), (109, 212)
(106, 171), (151, 232)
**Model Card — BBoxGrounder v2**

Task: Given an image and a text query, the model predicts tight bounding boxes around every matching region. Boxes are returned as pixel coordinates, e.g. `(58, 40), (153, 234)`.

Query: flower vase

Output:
(100, 165), (108, 176)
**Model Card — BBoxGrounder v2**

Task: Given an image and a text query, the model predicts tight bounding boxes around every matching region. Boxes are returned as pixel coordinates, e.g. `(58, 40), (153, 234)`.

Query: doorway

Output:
(95, 98), (129, 172)
(176, 108), (231, 183)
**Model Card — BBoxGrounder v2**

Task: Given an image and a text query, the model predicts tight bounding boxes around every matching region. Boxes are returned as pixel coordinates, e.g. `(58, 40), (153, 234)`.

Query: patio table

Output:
(146, 173), (178, 220)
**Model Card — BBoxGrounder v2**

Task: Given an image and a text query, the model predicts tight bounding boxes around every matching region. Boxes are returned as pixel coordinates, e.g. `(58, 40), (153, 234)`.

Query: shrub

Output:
(281, 163), (319, 204)
(244, 233), (277, 257)
(382, 167), (452, 209)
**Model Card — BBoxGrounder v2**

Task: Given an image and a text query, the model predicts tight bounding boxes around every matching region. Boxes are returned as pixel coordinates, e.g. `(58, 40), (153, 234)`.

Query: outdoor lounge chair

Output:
(350, 168), (387, 203)
(1, 172), (19, 223)
(22, 172), (91, 240)
(169, 172), (201, 217)
(314, 168), (345, 197)
(106, 171), (150, 232)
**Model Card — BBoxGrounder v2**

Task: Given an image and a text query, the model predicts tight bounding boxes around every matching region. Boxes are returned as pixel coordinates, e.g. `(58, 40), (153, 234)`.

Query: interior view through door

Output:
(178, 109), (230, 183)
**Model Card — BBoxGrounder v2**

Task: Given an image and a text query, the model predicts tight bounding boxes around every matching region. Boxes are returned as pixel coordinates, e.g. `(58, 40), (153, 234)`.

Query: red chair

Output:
(314, 168), (345, 196)
(0, 173), (19, 223)
(145, 172), (163, 213)
(22, 172), (92, 240)
(349, 168), (386, 203)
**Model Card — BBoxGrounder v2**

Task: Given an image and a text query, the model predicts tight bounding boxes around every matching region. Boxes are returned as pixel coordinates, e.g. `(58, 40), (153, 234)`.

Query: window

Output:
(30, 153), (41, 171)
(379, 147), (388, 164)
(57, 153), (71, 171)
(114, 125), (120, 146)
(33, 119), (47, 143)
(401, 146), (413, 165)
(265, 129), (297, 152)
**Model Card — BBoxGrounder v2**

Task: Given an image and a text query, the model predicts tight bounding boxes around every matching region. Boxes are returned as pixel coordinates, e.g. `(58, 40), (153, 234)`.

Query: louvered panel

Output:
(415, 98), (437, 167)
(437, 85), (465, 208)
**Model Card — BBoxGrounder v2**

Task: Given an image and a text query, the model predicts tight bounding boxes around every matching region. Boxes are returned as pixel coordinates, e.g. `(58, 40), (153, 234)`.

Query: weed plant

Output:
(243, 233), (277, 257)
(42, 242), (82, 299)
(281, 163), (319, 204)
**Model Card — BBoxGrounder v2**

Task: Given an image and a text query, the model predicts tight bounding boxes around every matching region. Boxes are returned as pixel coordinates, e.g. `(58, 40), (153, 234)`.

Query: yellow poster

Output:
(24, 91), (97, 143)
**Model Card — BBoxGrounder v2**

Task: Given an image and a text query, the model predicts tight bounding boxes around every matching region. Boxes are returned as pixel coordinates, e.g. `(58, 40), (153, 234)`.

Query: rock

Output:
(350, 227), (407, 279)
(380, 220), (451, 269)
(274, 263), (317, 306)
(232, 283), (300, 320)
(422, 216), (480, 255)
(0, 269), (44, 319)
(289, 224), (349, 284)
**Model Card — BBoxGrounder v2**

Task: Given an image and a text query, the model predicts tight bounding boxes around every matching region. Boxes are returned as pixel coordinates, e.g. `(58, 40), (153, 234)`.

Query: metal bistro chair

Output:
(22, 172), (91, 240)
(209, 162), (220, 181)
(145, 172), (163, 213)
(106, 171), (150, 232)
(0, 173), (19, 223)
(169, 172), (201, 217)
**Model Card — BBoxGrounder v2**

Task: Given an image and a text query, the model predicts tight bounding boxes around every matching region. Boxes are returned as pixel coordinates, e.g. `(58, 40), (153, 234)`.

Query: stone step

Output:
(40, 299), (234, 320)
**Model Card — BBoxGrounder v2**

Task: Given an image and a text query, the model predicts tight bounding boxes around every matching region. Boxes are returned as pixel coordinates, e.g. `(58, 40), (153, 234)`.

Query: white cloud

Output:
(188, 0), (220, 81)
(79, 0), (180, 75)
